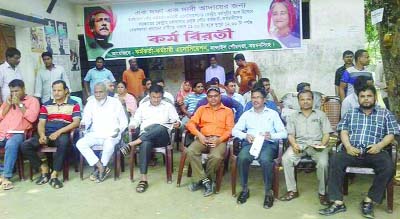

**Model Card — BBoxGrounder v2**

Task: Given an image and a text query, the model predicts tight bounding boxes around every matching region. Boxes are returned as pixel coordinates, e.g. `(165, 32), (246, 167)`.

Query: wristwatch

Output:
(18, 103), (24, 108)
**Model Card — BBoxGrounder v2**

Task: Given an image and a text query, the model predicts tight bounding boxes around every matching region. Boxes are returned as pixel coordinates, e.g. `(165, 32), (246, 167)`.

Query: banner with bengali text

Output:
(84, 0), (302, 60)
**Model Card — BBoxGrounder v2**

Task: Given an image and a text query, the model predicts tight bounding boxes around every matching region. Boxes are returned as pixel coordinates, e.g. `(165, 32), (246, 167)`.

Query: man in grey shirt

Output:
(280, 90), (332, 206)
(34, 52), (70, 103)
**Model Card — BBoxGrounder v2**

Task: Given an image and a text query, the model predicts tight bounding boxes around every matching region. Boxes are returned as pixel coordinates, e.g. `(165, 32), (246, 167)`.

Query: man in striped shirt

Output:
(21, 80), (81, 189)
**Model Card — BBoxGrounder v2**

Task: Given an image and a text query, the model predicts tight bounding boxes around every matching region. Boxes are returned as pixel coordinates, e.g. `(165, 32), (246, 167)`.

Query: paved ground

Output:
(1, 152), (399, 219)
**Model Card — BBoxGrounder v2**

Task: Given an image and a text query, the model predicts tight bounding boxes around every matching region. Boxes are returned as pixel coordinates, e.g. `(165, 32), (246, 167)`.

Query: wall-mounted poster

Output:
(44, 18), (60, 54)
(31, 26), (45, 53)
(56, 21), (70, 55)
(83, 0), (302, 60)
(69, 39), (82, 92)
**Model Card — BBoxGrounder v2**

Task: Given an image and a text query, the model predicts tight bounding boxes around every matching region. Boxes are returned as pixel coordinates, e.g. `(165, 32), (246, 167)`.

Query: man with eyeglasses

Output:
(185, 86), (234, 197)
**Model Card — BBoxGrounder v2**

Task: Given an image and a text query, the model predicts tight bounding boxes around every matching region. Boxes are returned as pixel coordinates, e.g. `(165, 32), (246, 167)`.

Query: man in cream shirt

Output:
(76, 82), (127, 183)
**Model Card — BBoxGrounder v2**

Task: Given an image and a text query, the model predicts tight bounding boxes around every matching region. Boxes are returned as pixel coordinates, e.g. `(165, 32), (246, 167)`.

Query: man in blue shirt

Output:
(232, 88), (287, 209)
(319, 85), (399, 218)
(84, 57), (115, 98)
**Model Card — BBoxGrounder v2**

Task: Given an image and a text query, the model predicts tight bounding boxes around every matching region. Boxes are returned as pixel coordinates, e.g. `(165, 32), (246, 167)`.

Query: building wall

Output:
(0, 0), (78, 94)
(245, 0), (366, 98)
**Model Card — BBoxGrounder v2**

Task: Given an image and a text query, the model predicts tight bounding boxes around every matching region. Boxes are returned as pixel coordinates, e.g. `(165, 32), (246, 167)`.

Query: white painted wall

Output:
(0, 0), (78, 94)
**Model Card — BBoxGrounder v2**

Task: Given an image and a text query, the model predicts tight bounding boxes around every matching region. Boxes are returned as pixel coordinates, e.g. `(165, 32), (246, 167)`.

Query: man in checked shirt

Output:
(319, 84), (399, 218)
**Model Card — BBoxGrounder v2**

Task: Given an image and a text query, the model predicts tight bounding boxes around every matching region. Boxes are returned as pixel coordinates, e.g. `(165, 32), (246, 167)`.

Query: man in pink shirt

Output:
(0, 79), (40, 190)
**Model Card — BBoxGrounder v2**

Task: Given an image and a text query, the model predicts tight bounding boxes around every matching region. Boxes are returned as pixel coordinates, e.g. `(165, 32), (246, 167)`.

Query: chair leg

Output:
(29, 164), (33, 181)
(121, 154), (125, 172)
(273, 165), (279, 199)
(113, 151), (118, 181)
(215, 160), (224, 193)
(130, 147), (135, 182)
(176, 150), (187, 187)
(187, 165), (192, 177)
(230, 156), (237, 197)
(166, 148), (172, 184)
(387, 180), (393, 213)
(79, 154), (84, 180)
(63, 157), (69, 182)
(343, 174), (349, 195)
(18, 152), (25, 181)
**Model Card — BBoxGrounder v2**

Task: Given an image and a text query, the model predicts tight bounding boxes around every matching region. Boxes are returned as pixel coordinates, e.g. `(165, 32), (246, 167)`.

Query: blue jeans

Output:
(0, 134), (24, 178)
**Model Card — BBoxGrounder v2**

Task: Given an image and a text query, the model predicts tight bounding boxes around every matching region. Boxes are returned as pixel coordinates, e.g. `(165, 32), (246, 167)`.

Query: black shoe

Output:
(237, 190), (250, 204)
(319, 203), (347, 216)
(95, 167), (111, 183)
(263, 193), (274, 209)
(360, 201), (374, 219)
(201, 178), (213, 197)
(188, 181), (202, 192)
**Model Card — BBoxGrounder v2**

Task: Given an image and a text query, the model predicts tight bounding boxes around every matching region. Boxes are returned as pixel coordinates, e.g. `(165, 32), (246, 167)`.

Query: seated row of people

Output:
(0, 76), (398, 218)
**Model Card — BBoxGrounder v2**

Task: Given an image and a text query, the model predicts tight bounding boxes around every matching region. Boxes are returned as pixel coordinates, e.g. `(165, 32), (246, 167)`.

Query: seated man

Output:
(0, 79), (40, 190)
(125, 84), (180, 192)
(76, 82), (128, 183)
(21, 80), (81, 189)
(139, 78), (174, 105)
(319, 85), (399, 218)
(186, 87), (234, 197)
(280, 90), (332, 205)
(223, 79), (245, 107)
(180, 81), (206, 129)
(232, 88), (287, 208)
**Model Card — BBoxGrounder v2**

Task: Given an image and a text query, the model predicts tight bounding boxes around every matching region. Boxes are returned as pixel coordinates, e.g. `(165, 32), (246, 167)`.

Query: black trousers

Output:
(138, 124), (170, 174)
(327, 150), (394, 203)
(21, 133), (70, 172)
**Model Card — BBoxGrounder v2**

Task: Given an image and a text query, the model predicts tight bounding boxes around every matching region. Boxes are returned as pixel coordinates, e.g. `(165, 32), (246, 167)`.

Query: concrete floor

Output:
(1, 152), (399, 219)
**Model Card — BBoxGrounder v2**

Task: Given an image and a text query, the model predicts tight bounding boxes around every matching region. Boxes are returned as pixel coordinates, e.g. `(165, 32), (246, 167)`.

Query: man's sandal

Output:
(136, 181), (148, 193)
(49, 178), (63, 189)
(279, 191), (299, 201)
(1, 180), (14, 190)
(35, 173), (50, 185)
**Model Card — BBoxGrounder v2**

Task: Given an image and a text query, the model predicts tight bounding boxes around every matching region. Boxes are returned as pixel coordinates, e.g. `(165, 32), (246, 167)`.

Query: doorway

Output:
(184, 53), (234, 83)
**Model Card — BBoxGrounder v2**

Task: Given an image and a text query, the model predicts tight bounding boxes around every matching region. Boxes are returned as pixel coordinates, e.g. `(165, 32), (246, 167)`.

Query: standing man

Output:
(122, 58), (146, 99)
(334, 50), (354, 96)
(319, 85), (399, 218)
(233, 88), (287, 208)
(205, 56), (226, 85)
(339, 49), (372, 101)
(21, 80), (81, 189)
(224, 79), (245, 107)
(234, 53), (261, 94)
(83, 56), (115, 98)
(0, 79), (40, 190)
(34, 52), (71, 103)
(0, 48), (22, 104)
(125, 85), (180, 192)
(242, 79), (257, 105)
(279, 90), (332, 205)
(77, 82), (127, 183)
(186, 87), (234, 197)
